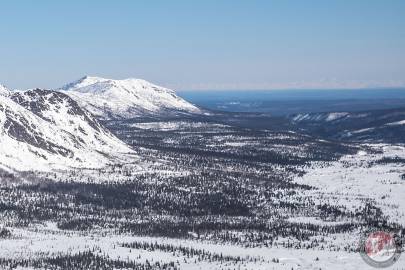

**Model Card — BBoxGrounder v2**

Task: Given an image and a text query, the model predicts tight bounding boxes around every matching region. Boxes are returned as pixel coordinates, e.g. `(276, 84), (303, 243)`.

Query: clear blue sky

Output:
(0, 0), (404, 90)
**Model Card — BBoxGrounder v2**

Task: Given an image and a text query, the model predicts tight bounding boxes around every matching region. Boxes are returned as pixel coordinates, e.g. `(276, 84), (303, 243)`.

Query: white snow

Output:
(351, 127), (375, 134)
(294, 144), (405, 226)
(0, 84), (10, 97)
(129, 121), (229, 131)
(292, 113), (311, 121)
(287, 216), (351, 226)
(59, 76), (202, 119)
(0, 93), (134, 172)
(293, 112), (350, 122)
(61, 76), (108, 90)
(326, 112), (349, 121)
(1, 224), (403, 270)
(385, 119), (405, 126)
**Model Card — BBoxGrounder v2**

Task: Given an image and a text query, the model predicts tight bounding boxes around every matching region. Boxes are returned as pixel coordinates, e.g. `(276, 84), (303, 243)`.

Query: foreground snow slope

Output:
(59, 76), (202, 119)
(0, 90), (134, 172)
(2, 223), (403, 270)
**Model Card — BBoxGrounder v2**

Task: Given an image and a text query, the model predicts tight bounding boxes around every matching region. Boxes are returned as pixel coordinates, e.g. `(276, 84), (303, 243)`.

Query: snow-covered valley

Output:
(0, 78), (404, 269)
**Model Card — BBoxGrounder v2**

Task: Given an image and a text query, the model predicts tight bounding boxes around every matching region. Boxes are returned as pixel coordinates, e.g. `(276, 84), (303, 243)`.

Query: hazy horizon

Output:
(1, 0), (404, 90)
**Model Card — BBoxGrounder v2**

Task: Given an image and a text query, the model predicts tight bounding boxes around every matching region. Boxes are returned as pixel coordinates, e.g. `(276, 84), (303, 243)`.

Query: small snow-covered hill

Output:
(59, 76), (202, 119)
(0, 89), (134, 172)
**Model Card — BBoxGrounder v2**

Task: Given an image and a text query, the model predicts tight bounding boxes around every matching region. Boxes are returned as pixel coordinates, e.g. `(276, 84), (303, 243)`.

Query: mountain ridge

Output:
(0, 89), (134, 172)
(289, 107), (405, 142)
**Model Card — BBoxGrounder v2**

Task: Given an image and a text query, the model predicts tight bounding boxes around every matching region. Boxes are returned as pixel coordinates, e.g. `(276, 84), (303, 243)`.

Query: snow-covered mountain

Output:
(0, 89), (134, 172)
(0, 84), (10, 97)
(59, 76), (202, 119)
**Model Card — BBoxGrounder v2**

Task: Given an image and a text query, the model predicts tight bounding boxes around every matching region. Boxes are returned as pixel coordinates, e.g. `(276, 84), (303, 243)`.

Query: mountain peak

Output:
(61, 75), (108, 91)
(0, 84), (10, 96)
(62, 76), (160, 91)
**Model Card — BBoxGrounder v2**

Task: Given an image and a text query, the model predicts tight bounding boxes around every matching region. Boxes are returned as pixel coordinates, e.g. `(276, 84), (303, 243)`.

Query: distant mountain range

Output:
(179, 89), (405, 115)
(289, 108), (405, 143)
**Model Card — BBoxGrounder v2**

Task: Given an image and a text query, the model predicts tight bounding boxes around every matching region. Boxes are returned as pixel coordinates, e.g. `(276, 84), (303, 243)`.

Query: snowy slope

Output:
(0, 90), (134, 172)
(59, 76), (202, 119)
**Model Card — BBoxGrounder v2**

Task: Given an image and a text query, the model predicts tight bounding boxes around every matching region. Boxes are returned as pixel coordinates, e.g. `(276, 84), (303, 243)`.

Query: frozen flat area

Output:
(1, 144), (404, 269)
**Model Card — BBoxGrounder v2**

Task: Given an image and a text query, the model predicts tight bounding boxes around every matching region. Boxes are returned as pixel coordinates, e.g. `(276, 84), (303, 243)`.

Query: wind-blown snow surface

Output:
(59, 76), (202, 119)
(0, 90), (134, 172)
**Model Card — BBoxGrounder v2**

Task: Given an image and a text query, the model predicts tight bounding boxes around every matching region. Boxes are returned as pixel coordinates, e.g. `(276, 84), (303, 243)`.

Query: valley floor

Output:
(0, 118), (404, 269)
(2, 223), (404, 270)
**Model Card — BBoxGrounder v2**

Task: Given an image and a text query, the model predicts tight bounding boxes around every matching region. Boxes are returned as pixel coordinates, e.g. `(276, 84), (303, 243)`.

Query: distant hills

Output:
(289, 107), (405, 143)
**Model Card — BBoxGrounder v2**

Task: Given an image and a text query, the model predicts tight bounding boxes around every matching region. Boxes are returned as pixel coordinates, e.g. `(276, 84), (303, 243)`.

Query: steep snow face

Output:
(12, 89), (105, 133)
(0, 84), (10, 97)
(59, 76), (202, 119)
(0, 90), (134, 172)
